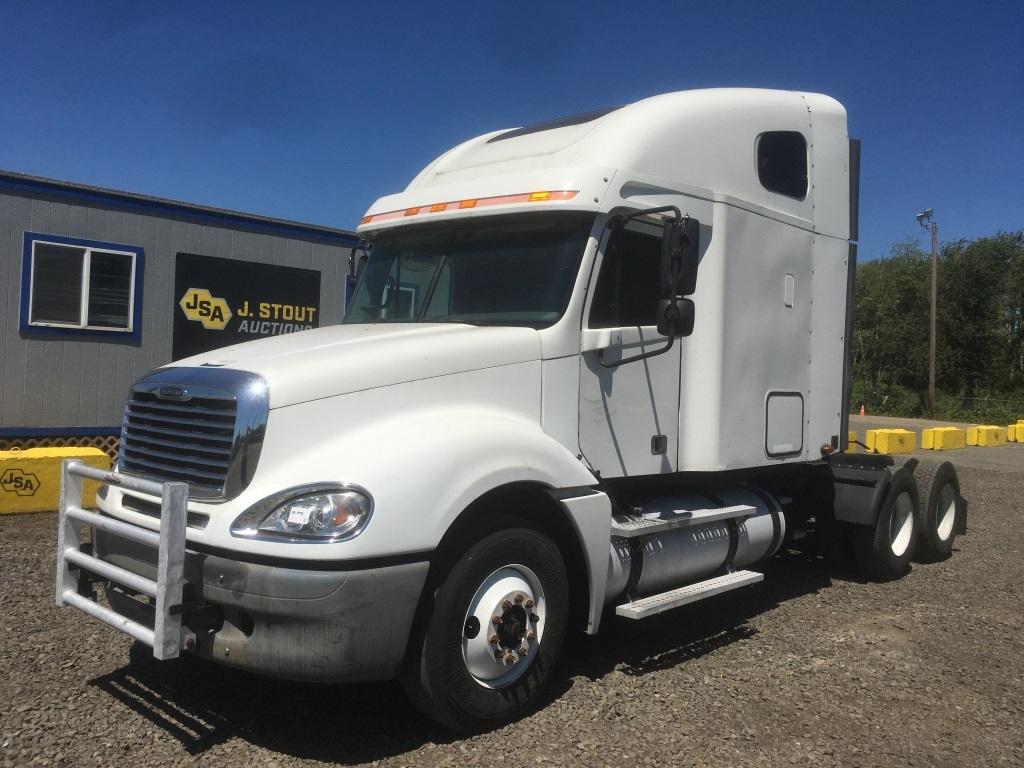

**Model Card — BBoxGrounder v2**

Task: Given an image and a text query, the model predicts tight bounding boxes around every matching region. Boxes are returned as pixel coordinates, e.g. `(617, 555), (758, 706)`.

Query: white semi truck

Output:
(57, 88), (967, 732)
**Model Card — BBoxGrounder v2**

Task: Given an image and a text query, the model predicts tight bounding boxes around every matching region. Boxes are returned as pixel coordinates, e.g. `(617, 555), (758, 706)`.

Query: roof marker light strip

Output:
(360, 190), (579, 225)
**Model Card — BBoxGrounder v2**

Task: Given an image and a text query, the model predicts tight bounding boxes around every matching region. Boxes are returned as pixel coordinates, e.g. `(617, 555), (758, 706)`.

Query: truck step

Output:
(615, 570), (764, 619)
(611, 504), (754, 539)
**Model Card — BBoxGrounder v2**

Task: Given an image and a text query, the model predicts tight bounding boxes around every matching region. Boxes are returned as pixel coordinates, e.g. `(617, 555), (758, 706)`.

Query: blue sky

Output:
(1, 1), (1020, 260)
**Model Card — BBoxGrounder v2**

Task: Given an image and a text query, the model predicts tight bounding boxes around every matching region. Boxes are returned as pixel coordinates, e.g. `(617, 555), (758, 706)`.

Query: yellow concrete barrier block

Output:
(865, 428), (916, 454)
(1009, 424), (1017, 442)
(846, 431), (858, 452)
(0, 447), (110, 514)
(967, 426), (1007, 447)
(922, 427), (966, 450)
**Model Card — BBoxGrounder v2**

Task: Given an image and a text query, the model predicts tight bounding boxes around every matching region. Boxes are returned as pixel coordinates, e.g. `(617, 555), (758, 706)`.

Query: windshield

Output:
(344, 213), (595, 329)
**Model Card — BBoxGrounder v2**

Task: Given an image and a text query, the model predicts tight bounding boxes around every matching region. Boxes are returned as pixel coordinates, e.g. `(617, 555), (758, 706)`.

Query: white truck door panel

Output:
(579, 327), (681, 476)
(578, 220), (681, 477)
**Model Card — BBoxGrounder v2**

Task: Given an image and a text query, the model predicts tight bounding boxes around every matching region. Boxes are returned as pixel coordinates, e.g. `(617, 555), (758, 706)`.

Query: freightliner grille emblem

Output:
(156, 386), (191, 401)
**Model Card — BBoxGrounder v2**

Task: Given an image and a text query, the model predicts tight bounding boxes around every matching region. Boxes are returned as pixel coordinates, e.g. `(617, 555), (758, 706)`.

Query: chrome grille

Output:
(118, 368), (269, 500)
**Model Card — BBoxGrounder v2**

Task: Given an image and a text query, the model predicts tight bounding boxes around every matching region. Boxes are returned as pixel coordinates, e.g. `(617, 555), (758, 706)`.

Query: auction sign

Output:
(173, 252), (322, 360)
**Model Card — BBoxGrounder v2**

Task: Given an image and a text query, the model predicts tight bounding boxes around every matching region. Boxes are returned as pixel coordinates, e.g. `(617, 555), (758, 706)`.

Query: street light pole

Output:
(917, 208), (938, 416)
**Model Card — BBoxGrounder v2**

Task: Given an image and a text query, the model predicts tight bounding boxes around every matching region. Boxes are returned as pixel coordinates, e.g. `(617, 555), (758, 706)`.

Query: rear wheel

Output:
(402, 526), (569, 732)
(911, 460), (961, 562)
(854, 468), (919, 581)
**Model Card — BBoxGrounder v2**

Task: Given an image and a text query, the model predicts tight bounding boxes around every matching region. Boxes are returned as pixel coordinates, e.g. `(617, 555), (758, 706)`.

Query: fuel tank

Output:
(604, 484), (786, 602)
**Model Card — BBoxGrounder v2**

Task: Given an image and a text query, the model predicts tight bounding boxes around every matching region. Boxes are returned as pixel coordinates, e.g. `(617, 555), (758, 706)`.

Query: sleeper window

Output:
(757, 131), (808, 199)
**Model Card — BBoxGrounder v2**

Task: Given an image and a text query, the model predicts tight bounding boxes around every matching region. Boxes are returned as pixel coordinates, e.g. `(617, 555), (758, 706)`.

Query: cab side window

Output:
(589, 224), (662, 328)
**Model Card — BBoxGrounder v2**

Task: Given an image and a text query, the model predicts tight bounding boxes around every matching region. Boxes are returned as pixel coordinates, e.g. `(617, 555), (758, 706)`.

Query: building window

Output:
(21, 232), (144, 340)
(757, 131), (808, 199)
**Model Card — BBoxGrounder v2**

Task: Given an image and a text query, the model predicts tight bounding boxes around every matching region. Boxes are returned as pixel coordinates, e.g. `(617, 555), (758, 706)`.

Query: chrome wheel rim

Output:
(889, 491), (915, 557)
(461, 564), (545, 689)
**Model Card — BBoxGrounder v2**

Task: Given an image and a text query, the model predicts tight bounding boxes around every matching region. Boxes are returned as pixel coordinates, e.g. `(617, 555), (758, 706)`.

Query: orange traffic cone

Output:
(859, 404), (865, 416)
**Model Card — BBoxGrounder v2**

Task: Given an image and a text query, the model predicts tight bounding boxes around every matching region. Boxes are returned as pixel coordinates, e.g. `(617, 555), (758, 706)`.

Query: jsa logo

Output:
(179, 288), (233, 330)
(1, 468), (40, 497)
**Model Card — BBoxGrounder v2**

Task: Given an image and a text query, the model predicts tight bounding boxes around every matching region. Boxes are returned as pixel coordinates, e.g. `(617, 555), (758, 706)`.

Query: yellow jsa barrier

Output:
(865, 428), (916, 454)
(922, 427), (967, 451)
(0, 447), (110, 514)
(966, 426), (1007, 448)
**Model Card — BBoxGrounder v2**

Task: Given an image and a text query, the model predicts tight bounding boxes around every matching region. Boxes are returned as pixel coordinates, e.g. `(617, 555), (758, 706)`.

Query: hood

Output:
(171, 323), (542, 408)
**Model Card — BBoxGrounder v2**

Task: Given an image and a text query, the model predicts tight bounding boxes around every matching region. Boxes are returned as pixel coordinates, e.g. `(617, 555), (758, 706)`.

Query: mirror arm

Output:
(599, 333), (675, 369)
(619, 205), (682, 225)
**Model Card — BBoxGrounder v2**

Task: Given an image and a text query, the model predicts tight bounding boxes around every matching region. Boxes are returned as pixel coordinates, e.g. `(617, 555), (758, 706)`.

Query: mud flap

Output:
(828, 453), (895, 527)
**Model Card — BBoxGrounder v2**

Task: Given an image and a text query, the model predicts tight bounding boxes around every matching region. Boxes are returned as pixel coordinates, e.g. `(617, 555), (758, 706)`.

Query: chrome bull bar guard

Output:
(56, 460), (193, 660)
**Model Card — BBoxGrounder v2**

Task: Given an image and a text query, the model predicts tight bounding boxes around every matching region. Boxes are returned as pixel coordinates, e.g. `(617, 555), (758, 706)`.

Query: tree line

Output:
(852, 230), (1024, 422)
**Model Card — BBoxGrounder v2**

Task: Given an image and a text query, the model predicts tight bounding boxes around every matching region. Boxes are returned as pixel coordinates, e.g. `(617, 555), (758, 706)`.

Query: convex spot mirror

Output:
(660, 218), (701, 298)
(657, 297), (695, 338)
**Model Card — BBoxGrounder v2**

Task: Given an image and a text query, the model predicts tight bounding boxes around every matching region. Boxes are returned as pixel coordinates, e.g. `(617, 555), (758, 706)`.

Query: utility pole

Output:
(916, 208), (938, 416)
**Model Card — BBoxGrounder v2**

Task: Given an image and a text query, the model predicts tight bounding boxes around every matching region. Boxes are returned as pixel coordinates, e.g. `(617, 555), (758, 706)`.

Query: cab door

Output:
(578, 219), (681, 477)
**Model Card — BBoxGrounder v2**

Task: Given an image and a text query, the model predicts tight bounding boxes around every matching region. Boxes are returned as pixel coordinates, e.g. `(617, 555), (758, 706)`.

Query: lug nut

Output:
(491, 615), (502, 625)
(514, 593), (526, 604)
(524, 599), (535, 609)
(526, 631), (536, 641)
(494, 649), (504, 660)
(517, 646), (528, 657)
(488, 633), (499, 644)
(502, 599), (513, 610)
(529, 613), (540, 623)
(504, 653), (517, 665)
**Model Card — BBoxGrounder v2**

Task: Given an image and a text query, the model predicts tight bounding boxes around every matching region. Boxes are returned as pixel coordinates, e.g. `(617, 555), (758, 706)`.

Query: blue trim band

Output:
(0, 427), (120, 437)
(21, 231), (145, 343)
(0, 173), (359, 247)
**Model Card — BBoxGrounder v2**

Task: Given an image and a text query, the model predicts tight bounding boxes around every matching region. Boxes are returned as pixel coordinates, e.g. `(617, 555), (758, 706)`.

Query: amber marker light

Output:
(359, 190), (579, 225)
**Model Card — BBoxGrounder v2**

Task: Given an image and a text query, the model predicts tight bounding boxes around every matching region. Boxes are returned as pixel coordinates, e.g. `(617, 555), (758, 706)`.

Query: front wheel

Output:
(402, 526), (569, 732)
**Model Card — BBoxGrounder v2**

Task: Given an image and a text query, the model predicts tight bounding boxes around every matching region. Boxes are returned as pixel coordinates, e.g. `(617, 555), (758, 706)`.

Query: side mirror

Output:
(657, 298), (695, 338)
(349, 244), (370, 279)
(659, 218), (701, 297)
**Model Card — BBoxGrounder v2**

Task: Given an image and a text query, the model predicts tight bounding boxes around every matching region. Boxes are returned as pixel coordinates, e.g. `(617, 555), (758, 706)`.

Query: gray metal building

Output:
(0, 170), (358, 454)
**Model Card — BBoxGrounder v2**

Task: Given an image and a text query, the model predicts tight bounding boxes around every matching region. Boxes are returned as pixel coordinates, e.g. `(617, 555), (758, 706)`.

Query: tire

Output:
(402, 526), (569, 732)
(854, 467), (919, 581)
(911, 460), (961, 562)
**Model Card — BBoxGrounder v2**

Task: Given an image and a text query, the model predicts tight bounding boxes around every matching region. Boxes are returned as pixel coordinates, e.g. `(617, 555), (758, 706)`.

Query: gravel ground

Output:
(2, 442), (1022, 767)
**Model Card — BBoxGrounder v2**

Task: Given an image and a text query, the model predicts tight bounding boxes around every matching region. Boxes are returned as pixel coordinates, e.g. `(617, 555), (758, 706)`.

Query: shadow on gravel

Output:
(561, 545), (844, 682)
(89, 647), (455, 762)
(84, 546), (848, 763)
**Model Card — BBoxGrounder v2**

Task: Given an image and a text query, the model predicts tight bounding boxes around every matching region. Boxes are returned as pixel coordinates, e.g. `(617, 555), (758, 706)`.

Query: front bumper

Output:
(95, 530), (429, 683)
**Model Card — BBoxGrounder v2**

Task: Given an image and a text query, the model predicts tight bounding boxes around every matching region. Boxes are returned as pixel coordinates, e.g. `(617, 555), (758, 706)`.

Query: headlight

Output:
(231, 484), (373, 542)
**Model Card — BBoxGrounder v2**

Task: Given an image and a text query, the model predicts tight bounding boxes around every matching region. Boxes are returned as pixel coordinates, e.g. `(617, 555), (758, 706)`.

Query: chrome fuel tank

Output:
(605, 485), (786, 602)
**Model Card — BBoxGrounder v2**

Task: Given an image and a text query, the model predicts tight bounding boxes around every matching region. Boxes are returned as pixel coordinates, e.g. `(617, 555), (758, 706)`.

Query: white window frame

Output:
(27, 239), (138, 332)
